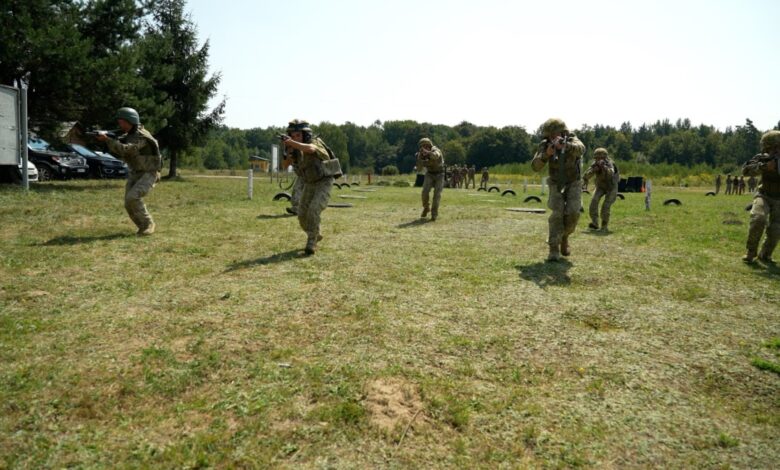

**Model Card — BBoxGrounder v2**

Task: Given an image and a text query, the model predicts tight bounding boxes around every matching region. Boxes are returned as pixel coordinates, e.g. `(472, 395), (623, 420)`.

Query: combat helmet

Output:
(760, 130), (780, 154)
(115, 107), (140, 125)
(287, 119), (313, 142)
(593, 148), (609, 159)
(418, 137), (433, 148)
(541, 118), (568, 138)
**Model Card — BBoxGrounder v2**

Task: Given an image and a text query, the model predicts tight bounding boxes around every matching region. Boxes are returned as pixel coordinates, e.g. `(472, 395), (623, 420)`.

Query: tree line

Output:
(192, 118), (780, 176)
(0, 0), (223, 178)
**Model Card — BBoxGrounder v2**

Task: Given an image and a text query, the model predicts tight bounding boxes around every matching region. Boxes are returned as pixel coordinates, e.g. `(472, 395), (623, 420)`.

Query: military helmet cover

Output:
(287, 119), (312, 133)
(593, 148), (609, 158)
(760, 130), (780, 153)
(418, 137), (433, 148)
(541, 118), (568, 138)
(116, 107), (140, 125)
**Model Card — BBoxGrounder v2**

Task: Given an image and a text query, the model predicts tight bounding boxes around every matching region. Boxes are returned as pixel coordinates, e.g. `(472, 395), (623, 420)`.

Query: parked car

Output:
(27, 135), (89, 181)
(18, 161), (39, 182)
(65, 143), (128, 179)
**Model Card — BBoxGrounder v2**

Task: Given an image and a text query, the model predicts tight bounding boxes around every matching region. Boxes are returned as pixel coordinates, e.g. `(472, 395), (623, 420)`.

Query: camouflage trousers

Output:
(746, 194), (780, 258)
(589, 185), (617, 227)
(422, 172), (444, 216)
(547, 181), (582, 249)
(125, 171), (158, 231)
(467, 176), (475, 189)
(479, 178), (488, 189)
(298, 177), (333, 245)
(290, 176), (304, 212)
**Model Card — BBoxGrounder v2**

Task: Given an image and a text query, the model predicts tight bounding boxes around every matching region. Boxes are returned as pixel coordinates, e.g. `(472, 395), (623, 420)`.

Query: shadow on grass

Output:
(225, 249), (304, 272)
(32, 182), (120, 192)
(256, 213), (295, 220)
(582, 229), (611, 237)
(39, 232), (133, 246)
(516, 260), (572, 288)
(750, 260), (780, 280)
(397, 218), (432, 229)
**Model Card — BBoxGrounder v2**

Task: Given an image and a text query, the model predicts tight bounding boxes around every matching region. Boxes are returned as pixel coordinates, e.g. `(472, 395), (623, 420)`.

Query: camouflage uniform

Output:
(532, 119), (586, 261)
(742, 130), (780, 262)
(294, 137), (334, 253)
(725, 175), (733, 195)
(715, 174), (722, 194)
(106, 125), (162, 234)
(417, 138), (445, 220)
(583, 148), (618, 231)
(288, 175), (304, 215)
(467, 166), (476, 189)
(480, 168), (489, 189)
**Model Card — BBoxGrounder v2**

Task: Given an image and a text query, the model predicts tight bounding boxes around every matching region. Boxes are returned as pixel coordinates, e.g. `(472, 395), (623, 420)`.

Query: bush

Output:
(381, 165), (399, 176)
(393, 180), (411, 187)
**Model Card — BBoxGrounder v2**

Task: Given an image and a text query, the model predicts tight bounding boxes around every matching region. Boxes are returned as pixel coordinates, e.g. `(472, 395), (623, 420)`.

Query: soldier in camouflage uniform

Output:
(715, 174), (722, 194)
(467, 165), (476, 189)
(95, 107), (161, 235)
(281, 120), (338, 255)
(532, 118), (586, 261)
(583, 148), (619, 232)
(280, 141), (304, 215)
(725, 175), (733, 195)
(480, 167), (489, 189)
(417, 137), (445, 221)
(742, 130), (780, 263)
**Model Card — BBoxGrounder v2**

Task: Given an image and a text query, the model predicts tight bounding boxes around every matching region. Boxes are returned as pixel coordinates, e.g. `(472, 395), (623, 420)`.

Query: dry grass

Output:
(0, 173), (778, 468)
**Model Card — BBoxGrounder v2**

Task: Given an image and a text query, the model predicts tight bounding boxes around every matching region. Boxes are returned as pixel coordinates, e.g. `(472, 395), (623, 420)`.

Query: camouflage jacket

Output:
(742, 153), (780, 198)
(583, 158), (617, 191)
(531, 135), (585, 185)
(416, 146), (444, 174)
(106, 126), (161, 173)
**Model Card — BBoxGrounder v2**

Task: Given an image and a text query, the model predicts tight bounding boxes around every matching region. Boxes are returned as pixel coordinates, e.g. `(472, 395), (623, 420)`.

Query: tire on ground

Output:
(273, 192), (292, 201)
(488, 186), (500, 192)
(523, 196), (542, 203)
(663, 198), (682, 206)
(501, 189), (516, 197)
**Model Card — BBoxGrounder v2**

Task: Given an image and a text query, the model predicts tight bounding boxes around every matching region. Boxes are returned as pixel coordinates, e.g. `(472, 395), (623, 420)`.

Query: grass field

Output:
(1, 174), (778, 469)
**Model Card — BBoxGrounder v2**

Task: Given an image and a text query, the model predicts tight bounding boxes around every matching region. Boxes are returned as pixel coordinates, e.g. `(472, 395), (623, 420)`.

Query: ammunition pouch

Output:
(302, 157), (342, 183)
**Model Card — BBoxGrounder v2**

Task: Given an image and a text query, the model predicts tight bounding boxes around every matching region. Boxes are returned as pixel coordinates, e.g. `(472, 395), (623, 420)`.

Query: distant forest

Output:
(186, 118), (780, 177)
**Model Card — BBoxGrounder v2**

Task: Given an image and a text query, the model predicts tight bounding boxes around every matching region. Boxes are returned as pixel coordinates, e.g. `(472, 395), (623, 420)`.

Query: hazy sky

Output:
(187, 0), (779, 131)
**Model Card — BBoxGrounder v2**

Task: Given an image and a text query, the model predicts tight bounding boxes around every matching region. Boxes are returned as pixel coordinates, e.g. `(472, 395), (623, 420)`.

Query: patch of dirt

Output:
(364, 378), (424, 432)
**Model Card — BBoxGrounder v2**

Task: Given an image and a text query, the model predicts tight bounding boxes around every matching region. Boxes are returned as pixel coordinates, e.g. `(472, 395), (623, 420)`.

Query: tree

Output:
(140, 0), (224, 178)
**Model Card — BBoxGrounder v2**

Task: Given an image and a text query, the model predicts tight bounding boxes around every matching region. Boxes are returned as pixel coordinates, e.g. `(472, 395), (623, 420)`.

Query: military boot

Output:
(600, 223), (609, 232)
(546, 247), (562, 262)
(138, 223), (155, 236)
(421, 208), (429, 218)
(742, 250), (757, 263)
(560, 236), (571, 256)
(588, 222), (599, 230)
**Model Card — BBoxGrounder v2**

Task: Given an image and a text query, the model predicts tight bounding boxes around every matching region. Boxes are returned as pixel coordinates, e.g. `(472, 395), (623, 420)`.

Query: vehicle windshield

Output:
(28, 136), (52, 151)
(70, 144), (98, 157)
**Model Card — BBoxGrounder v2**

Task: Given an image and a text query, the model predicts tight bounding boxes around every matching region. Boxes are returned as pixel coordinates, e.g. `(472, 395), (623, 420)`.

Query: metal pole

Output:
(247, 168), (253, 200)
(19, 81), (29, 191)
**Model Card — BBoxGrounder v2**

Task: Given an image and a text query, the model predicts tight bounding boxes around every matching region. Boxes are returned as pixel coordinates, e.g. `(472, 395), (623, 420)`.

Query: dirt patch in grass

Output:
(364, 378), (424, 433)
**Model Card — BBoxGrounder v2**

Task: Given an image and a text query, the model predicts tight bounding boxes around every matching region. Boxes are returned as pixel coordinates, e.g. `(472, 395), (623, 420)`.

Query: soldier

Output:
(467, 165), (476, 189)
(742, 130), (780, 263)
(459, 166), (468, 188)
(748, 175), (757, 193)
(480, 167), (489, 189)
(725, 175), (733, 195)
(738, 176), (746, 195)
(715, 174), (722, 194)
(583, 148), (619, 232)
(95, 107), (162, 235)
(531, 118), (586, 261)
(417, 137), (445, 221)
(280, 119), (340, 255)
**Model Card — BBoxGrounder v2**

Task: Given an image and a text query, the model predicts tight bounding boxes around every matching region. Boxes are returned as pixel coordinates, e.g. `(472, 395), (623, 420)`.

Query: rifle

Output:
(86, 129), (120, 139)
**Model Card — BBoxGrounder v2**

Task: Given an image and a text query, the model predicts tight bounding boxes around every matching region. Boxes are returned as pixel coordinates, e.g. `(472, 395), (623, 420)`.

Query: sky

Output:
(186, 0), (779, 132)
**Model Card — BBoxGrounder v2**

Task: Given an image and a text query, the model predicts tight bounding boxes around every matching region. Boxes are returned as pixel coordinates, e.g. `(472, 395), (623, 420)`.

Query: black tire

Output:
(501, 189), (516, 197)
(328, 203), (353, 208)
(663, 198), (682, 206)
(488, 186), (500, 192)
(582, 190), (590, 195)
(705, 191), (715, 196)
(334, 183), (341, 189)
(616, 193), (625, 200)
(523, 196), (542, 203)
(745, 203), (753, 212)
(341, 183), (350, 188)
(38, 165), (53, 181)
(273, 192), (292, 201)
(352, 182), (359, 186)
(477, 187), (486, 191)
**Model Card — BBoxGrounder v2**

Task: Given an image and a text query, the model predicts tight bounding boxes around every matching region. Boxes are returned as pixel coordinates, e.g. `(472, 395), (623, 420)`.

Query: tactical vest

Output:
(760, 159), (780, 198)
(299, 138), (342, 183)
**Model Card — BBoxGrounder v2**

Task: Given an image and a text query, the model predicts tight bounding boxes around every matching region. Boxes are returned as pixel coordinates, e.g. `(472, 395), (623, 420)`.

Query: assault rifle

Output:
(86, 129), (120, 139)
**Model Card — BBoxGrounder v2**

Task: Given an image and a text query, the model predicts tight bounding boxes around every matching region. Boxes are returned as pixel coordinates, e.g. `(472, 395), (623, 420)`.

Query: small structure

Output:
(249, 155), (270, 172)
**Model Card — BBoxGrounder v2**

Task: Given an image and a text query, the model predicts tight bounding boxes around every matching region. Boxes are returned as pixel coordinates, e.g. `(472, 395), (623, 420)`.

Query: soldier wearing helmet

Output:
(95, 107), (162, 235)
(281, 119), (311, 216)
(416, 137), (445, 220)
(531, 118), (586, 261)
(280, 119), (339, 255)
(741, 130), (780, 263)
(583, 147), (619, 232)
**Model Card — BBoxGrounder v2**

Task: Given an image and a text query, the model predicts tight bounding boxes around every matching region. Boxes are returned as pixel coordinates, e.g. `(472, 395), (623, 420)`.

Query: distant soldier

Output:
(480, 167), (489, 189)
(715, 174), (722, 194)
(280, 119), (341, 255)
(417, 137), (445, 221)
(725, 175), (733, 195)
(459, 166), (468, 188)
(467, 165), (476, 189)
(583, 148), (618, 232)
(95, 107), (161, 235)
(451, 165), (460, 189)
(748, 175), (757, 193)
(532, 118), (586, 261)
(742, 130), (780, 263)
(738, 176), (746, 195)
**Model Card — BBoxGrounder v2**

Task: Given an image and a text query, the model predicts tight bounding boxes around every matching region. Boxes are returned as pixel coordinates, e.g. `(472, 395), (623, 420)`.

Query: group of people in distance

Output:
(716, 174), (757, 195)
(93, 110), (780, 265)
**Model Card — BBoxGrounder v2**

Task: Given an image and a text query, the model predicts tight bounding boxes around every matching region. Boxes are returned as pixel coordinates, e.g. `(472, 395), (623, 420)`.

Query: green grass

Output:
(1, 173), (778, 468)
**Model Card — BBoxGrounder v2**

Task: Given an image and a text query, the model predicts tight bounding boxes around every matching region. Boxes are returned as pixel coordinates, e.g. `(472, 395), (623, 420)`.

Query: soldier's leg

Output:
(421, 174), (432, 217)
(601, 187), (618, 230)
(589, 188), (603, 228)
(745, 196), (768, 261)
(431, 173), (444, 220)
(123, 175), (143, 228)
(561, 183), (582, 256)
(302, 178), (333, 254)
(125, 172), (158, 233)
(758, 197), (780, 261)
(297, 182), (314, 234)
(547, 187), (565, 260)
(289, 176), (304, 214)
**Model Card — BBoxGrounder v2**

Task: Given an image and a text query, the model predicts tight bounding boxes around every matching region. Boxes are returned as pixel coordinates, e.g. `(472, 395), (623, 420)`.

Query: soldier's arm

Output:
(106, 137), (148, 162)
(430, 148), (443, 165)
(565, 136), (586, 158)
(531, 149), (548, 172)
(742, 155), (768, 176)
(583, 164), (596, 181)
